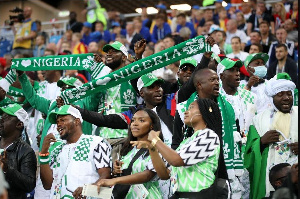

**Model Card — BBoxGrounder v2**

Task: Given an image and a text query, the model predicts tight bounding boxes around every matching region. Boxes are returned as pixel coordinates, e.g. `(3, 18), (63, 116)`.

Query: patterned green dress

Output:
(170, 129), (220, 193)
(121, 146), (162, 199)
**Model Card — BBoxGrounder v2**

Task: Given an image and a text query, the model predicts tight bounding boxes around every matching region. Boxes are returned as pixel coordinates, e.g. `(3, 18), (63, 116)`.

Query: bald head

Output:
(193, 68), (217, 87)
(193, 68), (220, 99)
(226, 19), (237, 32)
(23, 7), (32, 19)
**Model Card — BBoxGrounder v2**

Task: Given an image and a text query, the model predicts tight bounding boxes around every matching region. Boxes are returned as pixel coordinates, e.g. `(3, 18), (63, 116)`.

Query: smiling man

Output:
(96, 41), (138, 139)
(40, 105), (111, 199)
(244, 73), (298, 199)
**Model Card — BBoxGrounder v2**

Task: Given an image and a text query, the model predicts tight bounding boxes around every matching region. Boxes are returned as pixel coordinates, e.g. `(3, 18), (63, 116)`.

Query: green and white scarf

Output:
(59, 36), (211, 104)
(180, 92), (243, 178)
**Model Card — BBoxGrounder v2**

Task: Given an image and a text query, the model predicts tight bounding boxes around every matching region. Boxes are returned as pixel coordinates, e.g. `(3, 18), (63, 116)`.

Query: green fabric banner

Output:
(60, 35), (210, 104)
(11, 53), (95, 71)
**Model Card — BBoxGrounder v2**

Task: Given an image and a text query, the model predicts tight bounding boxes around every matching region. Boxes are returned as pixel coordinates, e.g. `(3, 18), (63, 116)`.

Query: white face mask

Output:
(253, 65), (267, 78)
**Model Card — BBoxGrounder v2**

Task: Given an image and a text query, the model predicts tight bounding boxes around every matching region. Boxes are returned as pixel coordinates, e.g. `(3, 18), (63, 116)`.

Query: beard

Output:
(105, 58), (122, 70)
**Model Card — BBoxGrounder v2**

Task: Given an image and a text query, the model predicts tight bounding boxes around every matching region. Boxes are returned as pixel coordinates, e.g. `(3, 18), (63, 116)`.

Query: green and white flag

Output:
(60, 35), (211, 104)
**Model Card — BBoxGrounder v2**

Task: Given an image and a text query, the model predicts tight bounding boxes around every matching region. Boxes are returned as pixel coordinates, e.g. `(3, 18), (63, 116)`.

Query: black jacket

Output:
(2, 138), (37, 199)
(267, 57), (298, 87)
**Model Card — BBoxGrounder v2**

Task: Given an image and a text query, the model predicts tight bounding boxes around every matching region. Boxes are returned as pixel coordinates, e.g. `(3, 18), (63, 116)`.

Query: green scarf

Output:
(98, 80), (137, 113)
(60, 35), (210, 104)
(11, 53), (95, 71)
(183, 92), (243, 178)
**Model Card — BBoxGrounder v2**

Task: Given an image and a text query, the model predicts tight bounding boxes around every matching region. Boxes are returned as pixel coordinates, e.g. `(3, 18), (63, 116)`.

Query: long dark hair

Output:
(120, 108), (163, 156)
(196, 98), (222, 137)
(196, 98), (228, 180)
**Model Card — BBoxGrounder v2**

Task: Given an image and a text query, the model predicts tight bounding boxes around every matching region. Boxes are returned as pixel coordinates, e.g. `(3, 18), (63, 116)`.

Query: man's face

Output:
(126, 24), (134, 35)
(275, 47), (288, 61)
(69, 12), (76, 21)
(284, 20), (293, 32)
(204, 21), (214, 32)
(177, 16), (185, 26)
(177, 64), (195, 84)
(140, 81), (163, 107)
(276, 29), (287, 43)
(257, 3), (266, 13)
(231, 38), (241, 52)
(242, 3), (251, 13)
(248, 58), (265, 67)
(82, 26), (90, 34)
(0, 113), (18, 137)
(133, 19), (142, 30)
(155, 18), (164, 28)
(56, 115), (76, 140)
(250, 32), (261, 44)
(204, 10), (213, 20)
(226, 21), (234, 32)
(163, 37), (175, 48)
(249, 45), (260, 54)
(259, 23), (269, 34)
(23, 7), (32, 19)
(221, 66), (241, 88)
(215, 31), (224, 43)
(88, 42), (99, 53)
(272, 166), (291, 189)
(273, 91), (293, 113)
(105, 48), (124, 70)
(196, 70), (220, 99)
(95, 23), (104, 32)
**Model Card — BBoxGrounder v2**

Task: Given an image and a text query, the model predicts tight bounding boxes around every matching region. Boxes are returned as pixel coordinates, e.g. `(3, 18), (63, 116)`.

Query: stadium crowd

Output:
(0, 0), (298, 198)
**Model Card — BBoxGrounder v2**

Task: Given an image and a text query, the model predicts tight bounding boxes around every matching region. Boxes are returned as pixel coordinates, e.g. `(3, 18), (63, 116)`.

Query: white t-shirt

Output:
(227, 51), (249, 61)
(226, 30), (249, 44)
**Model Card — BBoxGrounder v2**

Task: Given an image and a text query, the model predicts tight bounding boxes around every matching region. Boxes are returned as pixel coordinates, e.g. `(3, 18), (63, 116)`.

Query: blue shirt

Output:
(81, 33), (91, 45)
(90, 30), (111, 43)
(151, 22), (172, 43)
(176, 22), (197, 38)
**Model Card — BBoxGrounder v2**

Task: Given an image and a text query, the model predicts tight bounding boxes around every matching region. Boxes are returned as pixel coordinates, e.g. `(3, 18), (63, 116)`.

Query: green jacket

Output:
(18, 73), (100, 150)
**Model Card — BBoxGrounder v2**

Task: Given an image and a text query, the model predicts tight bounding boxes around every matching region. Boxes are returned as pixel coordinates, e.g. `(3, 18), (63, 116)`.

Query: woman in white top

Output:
(227, 36), (249, 61)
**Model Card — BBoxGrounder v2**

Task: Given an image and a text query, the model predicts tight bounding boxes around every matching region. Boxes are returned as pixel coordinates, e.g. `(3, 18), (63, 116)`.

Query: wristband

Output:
(39, 156), (50, 165)
(151, 136), (161, 147)
(39, 152), (49, 156)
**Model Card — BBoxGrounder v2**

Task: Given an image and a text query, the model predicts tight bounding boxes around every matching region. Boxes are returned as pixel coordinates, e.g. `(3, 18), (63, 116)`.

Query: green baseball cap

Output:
(57, 77), (83, 88)
(244, 53), (269, 68)
(48, 105), (83, 124)
(179, 57), (197, 69)
(103, 41), (128, 58)
(137, 73), (164, 92)
(217, 58), (243, 76)
(0, 103), (29, 127)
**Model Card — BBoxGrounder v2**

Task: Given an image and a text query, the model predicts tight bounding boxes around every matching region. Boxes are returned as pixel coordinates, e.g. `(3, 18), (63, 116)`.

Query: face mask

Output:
(253, 65), (267, 78)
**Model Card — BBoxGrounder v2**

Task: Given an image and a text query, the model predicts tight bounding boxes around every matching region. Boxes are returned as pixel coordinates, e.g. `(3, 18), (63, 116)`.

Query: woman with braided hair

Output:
(131, 98), (227, 198)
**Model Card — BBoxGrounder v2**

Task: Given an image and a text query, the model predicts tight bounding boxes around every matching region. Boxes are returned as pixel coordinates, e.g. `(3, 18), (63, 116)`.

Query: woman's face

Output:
(275, 4), (281, 13)
(130, 111), (152, 139)
(184, 101), (202, 127)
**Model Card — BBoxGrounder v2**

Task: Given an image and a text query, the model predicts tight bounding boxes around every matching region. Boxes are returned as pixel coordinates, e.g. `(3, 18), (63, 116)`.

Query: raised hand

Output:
(41, 133), (57, 154)
(134, 39), (147, 60)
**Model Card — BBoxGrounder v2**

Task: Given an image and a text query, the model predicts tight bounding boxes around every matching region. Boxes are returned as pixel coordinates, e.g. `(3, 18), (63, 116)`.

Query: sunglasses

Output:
(179, 65), (195, 72)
